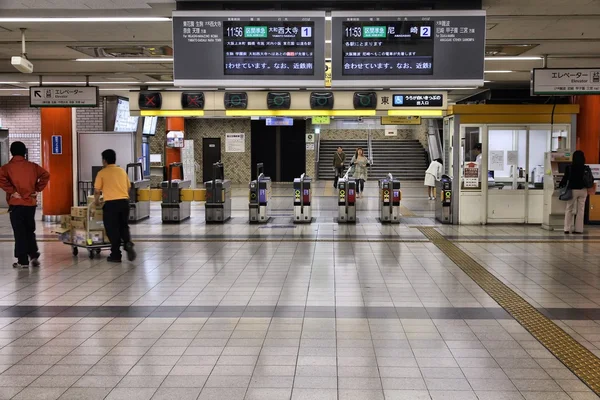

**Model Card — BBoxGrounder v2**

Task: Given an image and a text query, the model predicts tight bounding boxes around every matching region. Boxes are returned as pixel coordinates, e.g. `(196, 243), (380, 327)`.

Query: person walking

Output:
(350, 147), (371, 199)
(560, 150), (594, 234)
(424, 158), (443, 200)
(333, 146), (346, 189)
(0, 141), (49, 268)
(93, 149), (136, 262)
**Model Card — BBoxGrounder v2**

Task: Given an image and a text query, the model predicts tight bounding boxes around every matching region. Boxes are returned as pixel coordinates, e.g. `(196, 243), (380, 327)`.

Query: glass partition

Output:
(488, 128), (527, 190)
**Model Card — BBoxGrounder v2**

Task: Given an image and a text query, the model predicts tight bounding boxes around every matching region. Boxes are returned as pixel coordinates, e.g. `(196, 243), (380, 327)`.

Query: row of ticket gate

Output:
(152, 162), (453, 225)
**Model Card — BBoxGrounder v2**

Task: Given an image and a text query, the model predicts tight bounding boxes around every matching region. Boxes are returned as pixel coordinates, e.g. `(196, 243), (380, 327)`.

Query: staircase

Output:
(317, 139), (427, 181)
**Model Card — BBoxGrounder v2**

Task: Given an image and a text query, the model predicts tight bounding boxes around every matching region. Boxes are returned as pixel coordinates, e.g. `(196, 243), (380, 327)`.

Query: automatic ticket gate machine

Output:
(379, 174), (401, 223)
(205, 161), (232, 223)
(249, 163), (272, 223)
(435, 175), (453, 224)
(293, 173), (312, 223)
(126, 163), (151, 222)
(337, 171), (357, 223)
(161, 163), (192, 223)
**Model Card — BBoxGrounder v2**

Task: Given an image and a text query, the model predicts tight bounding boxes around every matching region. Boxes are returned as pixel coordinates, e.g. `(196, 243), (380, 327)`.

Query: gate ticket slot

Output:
(205, 161), (232, 223)
(435, 175), (453, 224)
(293, 173), (312, 223)
(379, 174), (401, 223)
(127, 163), (151, 222)
(249, 163), (272, 223)
(161, 163), (192, 223)
(337, 175), (357, 223)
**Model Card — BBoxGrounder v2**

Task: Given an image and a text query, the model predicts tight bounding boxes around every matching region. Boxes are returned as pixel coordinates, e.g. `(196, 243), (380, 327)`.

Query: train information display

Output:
(331, 11), (485, 88)
(173, 11), (326, 87)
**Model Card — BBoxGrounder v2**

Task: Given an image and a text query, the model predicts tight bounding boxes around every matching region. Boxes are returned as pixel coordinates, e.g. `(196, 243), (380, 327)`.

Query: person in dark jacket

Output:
(560, 150), (589, 234)
(0, 142), (50, 268)
(333, 146), (346, 189)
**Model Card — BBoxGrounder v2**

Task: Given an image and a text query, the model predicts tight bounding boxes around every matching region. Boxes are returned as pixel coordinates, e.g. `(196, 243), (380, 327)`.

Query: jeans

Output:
(9, 206), (38, 265)
(355, 179), (365, 193)
(333, 167), (344, 188)
(103, 199), (132, 260)
(564, 188), (587, 233)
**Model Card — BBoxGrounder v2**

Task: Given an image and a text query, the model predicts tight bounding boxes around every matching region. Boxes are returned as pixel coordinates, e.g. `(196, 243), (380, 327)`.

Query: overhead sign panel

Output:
(173, 11), (326, 88)
(331, 10), (485, 88)
(392, 93), (444, 107)
(30, 86), (98, 107)
(532, 68), (600, 95)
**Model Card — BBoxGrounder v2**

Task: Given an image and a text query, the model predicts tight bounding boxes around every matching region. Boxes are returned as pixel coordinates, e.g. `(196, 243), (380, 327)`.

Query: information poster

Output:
(226, 133), (245, 153)
(173, 11), (326, 87)
(489, 151), (505, 171)
(507, 151), (518, 166)
(464, 162), (479, 188)
(331, 10), (485, 87)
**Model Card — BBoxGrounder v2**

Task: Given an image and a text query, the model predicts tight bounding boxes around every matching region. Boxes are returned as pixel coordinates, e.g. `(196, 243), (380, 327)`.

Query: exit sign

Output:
(312, 116), (331, 125)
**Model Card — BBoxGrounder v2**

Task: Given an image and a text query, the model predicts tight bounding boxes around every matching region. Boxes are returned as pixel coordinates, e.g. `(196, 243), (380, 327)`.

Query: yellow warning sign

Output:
(381, 116), (421, 125)
(325, 61), (332, 88)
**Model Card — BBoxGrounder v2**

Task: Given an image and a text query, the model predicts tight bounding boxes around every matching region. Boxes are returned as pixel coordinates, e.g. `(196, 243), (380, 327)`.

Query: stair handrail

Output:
(314, 128), (321, 178)
(367, 125), (374, 165)
(427, 119), (443, 165)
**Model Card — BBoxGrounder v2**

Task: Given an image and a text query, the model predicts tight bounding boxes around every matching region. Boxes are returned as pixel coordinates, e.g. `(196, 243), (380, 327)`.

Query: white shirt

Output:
(476, 153), (482, 180)
(425, 161), (443, 180)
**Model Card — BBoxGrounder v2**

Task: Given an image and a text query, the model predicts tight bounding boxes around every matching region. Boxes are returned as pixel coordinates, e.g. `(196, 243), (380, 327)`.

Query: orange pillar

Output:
(165, 117), (184, 180)
(41, 108), (73, 216)
(575, 95), (600, 164)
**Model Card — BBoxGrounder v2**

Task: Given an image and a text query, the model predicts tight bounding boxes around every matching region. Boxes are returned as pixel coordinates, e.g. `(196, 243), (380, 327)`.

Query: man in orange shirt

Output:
(0, 142), (50, 268)
(94, 149), (136, 263)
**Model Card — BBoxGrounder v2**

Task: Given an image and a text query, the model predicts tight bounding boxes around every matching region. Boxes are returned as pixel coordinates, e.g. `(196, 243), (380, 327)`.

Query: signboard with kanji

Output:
(532, 68), (600, 95)
(330, 10), (485, 88)
(173, 11), (326, 88)
(30, 86), (98, 107)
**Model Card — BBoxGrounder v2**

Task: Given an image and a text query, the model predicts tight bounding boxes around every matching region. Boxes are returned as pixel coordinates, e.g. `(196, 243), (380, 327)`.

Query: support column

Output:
(41, 107), (73, 219)
(575, 95), (600, 163)
(165, 117), (184, 180)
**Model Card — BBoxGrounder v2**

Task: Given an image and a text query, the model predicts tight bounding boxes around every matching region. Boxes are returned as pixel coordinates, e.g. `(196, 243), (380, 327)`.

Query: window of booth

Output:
(488, 128), (527, 190)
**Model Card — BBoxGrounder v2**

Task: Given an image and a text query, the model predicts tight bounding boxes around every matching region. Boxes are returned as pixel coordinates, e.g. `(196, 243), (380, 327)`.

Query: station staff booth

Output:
(443, 104), (579, 225)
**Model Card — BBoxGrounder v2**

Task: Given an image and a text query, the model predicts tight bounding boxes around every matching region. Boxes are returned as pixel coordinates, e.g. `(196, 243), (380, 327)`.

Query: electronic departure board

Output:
(173, 11), (326, 87)
(331, 11), (485, 88)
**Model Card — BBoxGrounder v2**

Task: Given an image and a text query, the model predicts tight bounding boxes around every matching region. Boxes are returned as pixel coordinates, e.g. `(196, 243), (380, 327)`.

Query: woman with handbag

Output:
(559, 150), (594, 234)
(350, 147), (371, 199)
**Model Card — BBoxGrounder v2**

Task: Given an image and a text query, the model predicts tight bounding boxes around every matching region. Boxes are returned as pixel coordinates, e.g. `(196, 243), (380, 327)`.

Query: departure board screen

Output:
(173, 11), (326, 87)
(223, 22), (314, 76)
(331, 11), (486, 88)
(342, 21), (434, 76)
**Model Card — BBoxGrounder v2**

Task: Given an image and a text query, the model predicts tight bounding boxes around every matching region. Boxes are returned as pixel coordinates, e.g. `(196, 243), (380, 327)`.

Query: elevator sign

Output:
(532, 68), (600, 95)
(30, 86), (99, 107)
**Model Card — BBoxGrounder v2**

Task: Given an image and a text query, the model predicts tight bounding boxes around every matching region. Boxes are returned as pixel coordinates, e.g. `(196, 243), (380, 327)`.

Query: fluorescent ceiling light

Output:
(0, 17), (170, 22)
(0, 81), (173, 85)
(76, 58), (173, 62)
(325, 16), (332, 21)
(325, 40), (332, 43)
(485, 56), (542, 61)
(484, 70), (513, 73)
(0, 89), (28, 91)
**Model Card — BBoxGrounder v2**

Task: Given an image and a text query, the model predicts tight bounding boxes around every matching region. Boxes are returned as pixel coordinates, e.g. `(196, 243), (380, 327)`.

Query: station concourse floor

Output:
(0, 182), (598, 399)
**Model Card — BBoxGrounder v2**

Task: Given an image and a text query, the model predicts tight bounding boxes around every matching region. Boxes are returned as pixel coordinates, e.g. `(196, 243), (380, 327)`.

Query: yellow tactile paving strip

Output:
(400, 205), (417, 217)
(418, 226), (600, 396)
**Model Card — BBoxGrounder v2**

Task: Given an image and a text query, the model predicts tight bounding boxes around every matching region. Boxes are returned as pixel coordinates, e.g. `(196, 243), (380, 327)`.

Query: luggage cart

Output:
(62, 203), (111, 259)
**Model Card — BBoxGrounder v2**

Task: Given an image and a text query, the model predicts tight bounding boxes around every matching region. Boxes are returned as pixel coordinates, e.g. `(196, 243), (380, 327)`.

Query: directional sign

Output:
(30, 86), (98, 107)
(532, 68), (600, 95)
(51, 135), (62, 155)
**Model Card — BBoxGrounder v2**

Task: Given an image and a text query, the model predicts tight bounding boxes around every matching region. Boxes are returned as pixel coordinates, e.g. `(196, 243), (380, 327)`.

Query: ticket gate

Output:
(435, 175), (453, 224)
(249, 163), (272, 223)
(379, 174), (401, 223)
(205, 161), (232, 223)
(127, 163), (151, 222)
(293, 173), (312, 223)
(161, 163), (191, 223)
(337, 174), (357, 223)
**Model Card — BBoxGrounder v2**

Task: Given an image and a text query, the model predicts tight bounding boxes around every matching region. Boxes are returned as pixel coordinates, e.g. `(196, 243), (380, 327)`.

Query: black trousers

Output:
(9, 206), (38, 265)
(333, 167), (344, 188)
(103, 199), (131, 259)
(355, 179), (365, 193)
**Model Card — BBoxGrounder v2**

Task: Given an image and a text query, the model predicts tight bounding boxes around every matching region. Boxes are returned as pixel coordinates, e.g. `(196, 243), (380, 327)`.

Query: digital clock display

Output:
(342, 21), (434, 76)
(223, 21), (315, 76)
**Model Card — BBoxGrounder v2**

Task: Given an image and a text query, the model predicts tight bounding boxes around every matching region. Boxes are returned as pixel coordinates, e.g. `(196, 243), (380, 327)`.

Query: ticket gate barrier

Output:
(161, 163), (192, 223)
(293, 173), (312, 223)
(205, 161), (232, 223)
(127, 163), (151, 222)
(337, 174), (357, 223)
(249, 163), (272, 223)
(379, 174), (401, 223)
(435, 175), (453, 224)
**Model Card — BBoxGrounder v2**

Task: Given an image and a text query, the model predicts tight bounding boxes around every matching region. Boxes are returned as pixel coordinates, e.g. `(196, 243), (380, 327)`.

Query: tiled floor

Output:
(0, 181), (597, 399)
